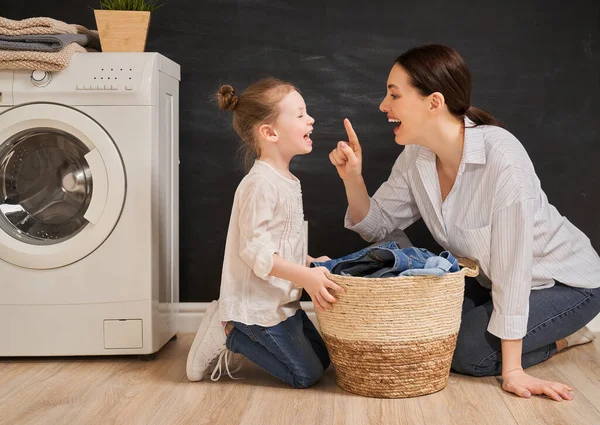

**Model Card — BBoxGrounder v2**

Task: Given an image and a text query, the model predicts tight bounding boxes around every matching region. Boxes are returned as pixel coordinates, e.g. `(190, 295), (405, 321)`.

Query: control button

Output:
(125, 85), (133, 90)
(104, 84), (111, 90)
(111, 84), (118, 90)
(83, 84), (90, 90)
(76, 85), (83, 90)
(32, 70), (47, 81)
(30, 70), (52, 87)
(89, 85), (97, 90)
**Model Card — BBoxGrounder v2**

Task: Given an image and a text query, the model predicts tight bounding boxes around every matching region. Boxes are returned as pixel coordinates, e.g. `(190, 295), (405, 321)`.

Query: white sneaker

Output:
(210, 350), (244, 382)
(565, 326), (596, 348)
(186, 300), (227, 381)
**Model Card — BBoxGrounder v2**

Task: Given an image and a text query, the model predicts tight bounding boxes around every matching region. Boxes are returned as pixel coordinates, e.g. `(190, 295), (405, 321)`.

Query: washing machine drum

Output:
(0, 103), (125, 269)
(0, 128), (93, 245)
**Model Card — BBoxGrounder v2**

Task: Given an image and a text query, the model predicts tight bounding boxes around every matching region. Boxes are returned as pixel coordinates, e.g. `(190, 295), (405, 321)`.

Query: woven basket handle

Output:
(458, 257), (479, 277)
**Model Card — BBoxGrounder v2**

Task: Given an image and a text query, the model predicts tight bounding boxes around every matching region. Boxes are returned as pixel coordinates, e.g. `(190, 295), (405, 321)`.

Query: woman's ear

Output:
(258, 123), (278, 142)
(429, 92), (446, 112)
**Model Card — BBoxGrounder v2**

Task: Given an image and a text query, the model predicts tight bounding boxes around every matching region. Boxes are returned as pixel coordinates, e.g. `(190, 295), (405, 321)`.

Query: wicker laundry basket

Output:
(315, 258), (479, 398)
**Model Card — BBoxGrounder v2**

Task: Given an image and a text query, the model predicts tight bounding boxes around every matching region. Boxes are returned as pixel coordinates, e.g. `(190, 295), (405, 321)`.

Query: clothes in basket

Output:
(311, 242), (459, 278)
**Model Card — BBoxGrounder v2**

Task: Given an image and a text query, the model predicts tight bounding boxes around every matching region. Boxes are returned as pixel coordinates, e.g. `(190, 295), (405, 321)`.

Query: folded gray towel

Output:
(0, 33), (100, 52)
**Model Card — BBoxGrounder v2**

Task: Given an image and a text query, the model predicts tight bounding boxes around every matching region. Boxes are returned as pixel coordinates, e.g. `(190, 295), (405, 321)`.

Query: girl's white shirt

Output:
(218, 160), (306, 327)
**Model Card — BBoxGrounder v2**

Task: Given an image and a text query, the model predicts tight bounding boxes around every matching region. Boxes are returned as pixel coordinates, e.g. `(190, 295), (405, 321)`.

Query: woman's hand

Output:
(329, 118), (363, 181)
(299, 267), (345, 312)
(502, 368), (574, 401)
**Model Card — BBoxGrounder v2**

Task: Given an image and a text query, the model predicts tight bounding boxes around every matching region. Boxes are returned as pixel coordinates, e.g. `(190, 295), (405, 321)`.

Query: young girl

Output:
(186, 78), (344, 388)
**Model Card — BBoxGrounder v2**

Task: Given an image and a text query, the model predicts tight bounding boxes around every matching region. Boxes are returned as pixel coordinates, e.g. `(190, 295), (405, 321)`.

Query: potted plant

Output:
(94, 0), (164, 52)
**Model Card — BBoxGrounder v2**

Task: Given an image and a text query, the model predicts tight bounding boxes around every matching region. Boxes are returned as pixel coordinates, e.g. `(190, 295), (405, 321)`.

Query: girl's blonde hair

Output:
(217, 77), (298, 170)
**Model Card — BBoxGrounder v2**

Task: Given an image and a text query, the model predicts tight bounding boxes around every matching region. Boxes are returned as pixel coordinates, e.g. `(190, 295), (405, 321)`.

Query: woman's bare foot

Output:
(556, 338), (568, 352)
(556, 326), (596, 352)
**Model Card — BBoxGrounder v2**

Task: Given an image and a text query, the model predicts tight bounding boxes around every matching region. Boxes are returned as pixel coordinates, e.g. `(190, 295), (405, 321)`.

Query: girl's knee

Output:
(291, 363), (324, 389)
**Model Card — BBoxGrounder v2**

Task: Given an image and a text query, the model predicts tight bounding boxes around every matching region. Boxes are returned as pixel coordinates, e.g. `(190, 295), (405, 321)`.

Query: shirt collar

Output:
(253, 159), (300, 185)
(462, 117), (486, 165)
(416, 117), (487, 167)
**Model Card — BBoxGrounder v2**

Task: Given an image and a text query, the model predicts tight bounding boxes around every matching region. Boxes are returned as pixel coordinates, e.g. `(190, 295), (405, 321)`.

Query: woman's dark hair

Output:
(396, 44), (503, 128)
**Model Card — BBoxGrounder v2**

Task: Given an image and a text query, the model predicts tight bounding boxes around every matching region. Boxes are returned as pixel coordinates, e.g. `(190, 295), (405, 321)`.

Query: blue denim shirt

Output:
(310, 242), (459, 278)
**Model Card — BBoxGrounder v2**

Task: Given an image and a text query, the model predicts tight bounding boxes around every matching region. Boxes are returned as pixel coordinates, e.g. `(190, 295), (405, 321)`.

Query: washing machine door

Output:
(0, 103), (125, 269)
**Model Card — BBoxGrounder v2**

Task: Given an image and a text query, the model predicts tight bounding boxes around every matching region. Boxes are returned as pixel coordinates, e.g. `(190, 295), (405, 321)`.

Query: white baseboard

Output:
(177, 303), (600, 333)
(178, 302), (318, 333)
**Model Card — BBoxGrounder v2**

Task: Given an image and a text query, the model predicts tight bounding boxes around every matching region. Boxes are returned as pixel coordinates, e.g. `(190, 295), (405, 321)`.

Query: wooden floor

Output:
(1, 333), (599, 425)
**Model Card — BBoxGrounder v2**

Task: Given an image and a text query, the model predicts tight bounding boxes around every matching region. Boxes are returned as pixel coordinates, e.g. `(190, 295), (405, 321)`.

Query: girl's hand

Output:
(329, 118), (363, 181)
(301, 267), (345, 312)
(502, 368), (574, 401)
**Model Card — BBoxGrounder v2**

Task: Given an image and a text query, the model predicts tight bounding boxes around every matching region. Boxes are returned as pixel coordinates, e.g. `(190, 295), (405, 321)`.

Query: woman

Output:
(329, 44), (600, 401)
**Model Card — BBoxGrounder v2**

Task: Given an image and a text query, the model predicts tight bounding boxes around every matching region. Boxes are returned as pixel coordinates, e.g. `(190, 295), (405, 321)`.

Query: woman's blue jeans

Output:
(226, 309), (330, 388)
(451, 277), (600, 376)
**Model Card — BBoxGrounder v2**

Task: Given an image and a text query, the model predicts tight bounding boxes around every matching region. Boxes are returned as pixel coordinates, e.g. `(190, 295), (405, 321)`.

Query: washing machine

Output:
(0, 53), (179, 357)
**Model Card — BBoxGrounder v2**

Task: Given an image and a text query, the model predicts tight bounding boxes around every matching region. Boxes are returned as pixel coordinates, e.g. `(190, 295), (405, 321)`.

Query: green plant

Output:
(98, 0), (165, 11)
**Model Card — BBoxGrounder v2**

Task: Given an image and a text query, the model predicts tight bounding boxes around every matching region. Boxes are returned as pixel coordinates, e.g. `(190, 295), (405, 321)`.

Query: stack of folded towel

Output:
(0, 16), (100, 71)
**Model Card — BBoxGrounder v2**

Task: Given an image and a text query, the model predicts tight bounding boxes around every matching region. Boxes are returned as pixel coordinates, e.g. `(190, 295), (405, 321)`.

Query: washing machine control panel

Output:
(9, 53), (180, 106)
(73, 64), (136, 91)
(23, 64), (139, 92)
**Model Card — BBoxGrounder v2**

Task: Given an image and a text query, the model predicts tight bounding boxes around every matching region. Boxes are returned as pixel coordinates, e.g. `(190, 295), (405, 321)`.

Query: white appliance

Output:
(0, 53), (179, 357)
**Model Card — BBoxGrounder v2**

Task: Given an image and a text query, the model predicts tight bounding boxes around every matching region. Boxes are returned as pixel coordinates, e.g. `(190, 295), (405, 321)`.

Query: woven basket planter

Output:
(315, 257), (479, 398)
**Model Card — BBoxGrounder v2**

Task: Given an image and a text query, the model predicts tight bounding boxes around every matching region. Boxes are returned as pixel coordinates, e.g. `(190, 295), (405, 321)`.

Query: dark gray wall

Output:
(2, 1), (599, 302)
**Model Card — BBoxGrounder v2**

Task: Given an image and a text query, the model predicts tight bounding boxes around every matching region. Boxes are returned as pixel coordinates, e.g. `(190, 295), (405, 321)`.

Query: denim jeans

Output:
(451, 277), (600, 376)
(226, 309), (330, 388)
(311, 241), (459, 278)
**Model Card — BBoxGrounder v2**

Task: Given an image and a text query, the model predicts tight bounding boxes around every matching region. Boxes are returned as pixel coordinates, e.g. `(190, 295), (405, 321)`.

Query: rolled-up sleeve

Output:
(487, 199), (535, 339)
(238, 177), (279, 280)
(345, 149), (421, 242)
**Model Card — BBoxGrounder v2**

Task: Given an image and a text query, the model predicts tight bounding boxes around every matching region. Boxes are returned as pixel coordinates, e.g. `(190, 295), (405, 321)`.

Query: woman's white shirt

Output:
(346, 118), (600, 339)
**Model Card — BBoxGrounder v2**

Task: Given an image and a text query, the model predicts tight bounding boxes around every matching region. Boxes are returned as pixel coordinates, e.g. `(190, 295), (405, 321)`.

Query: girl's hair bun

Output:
(217, 85), (239, 111)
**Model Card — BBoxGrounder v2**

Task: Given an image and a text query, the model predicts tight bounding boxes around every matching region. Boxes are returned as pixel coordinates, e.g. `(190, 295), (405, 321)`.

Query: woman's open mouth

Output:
(389, 118), (401, 134)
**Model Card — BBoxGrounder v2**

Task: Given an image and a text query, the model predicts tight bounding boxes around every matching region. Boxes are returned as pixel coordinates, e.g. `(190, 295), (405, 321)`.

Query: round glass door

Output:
(0, 128), (93, 245)
(0, 103), (125, 270)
